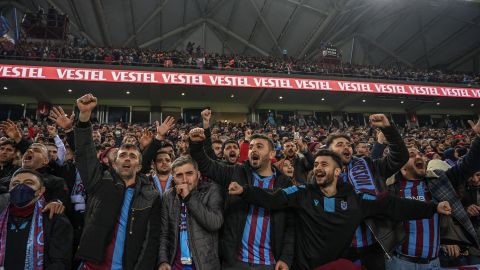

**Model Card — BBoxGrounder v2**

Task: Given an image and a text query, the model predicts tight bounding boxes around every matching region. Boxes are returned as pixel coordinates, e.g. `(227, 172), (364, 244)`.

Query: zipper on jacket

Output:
(129, 209), (135, 235)
(365, 223), (391, 260)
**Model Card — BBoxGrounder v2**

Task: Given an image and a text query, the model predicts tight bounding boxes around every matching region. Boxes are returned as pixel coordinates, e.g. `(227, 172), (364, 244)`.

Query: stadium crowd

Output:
(1, 38), (479, 86)
(0, 93), (479, 270)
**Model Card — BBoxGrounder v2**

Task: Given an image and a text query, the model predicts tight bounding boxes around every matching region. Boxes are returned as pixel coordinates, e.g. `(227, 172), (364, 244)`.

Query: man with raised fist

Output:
(73, 94), (161, 270)
(188, 127), (294, 270)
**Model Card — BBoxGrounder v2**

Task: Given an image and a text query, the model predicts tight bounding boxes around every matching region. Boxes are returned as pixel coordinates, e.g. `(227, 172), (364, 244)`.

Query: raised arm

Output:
(369, 114), (409, 179)
(446, 119), (480, 188)
(73, 94), (104, 193)
(188, 127), (236, 188)
(140, 117), (175, 174)
(228, 181), (304, 210)
(361, 194), (451, 221)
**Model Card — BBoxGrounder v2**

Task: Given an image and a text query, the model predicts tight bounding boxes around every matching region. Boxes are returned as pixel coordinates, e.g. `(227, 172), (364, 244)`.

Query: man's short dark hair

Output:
(12, 168), (44, 186)
(212, 139), (223, 146)
(155, 150), (173, 161)
(44, 142), (58, 149)
(0, 139), (15, 148)
(172, 156), (199, 172)
(250, 134), (275, 151)
(326, 134), (351, 149)
(314, 150), (343, 169)
(222, 139), (239, 152)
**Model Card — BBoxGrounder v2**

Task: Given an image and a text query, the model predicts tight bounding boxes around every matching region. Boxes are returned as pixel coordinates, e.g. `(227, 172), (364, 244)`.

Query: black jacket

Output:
(74, 121), (161, 270)
(0, 162), (19, 180)
(159, 181), (224, 270)
(287, 151), (315, 184)
(346, 126), (409, 257)
(189, 140), (295, 267)
(241, 182), (437, 270)
(4, 211), (73, 270)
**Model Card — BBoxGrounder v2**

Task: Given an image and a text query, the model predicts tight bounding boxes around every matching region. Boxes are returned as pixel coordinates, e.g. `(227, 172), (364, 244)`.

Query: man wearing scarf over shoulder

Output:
(327, 114), (409, 270)
(0, 169), (73, 270)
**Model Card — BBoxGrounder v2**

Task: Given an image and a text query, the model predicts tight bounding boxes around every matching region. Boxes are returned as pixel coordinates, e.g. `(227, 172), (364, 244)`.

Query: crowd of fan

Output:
(1, 38), (479, 85)
(0, 94), (479, 269)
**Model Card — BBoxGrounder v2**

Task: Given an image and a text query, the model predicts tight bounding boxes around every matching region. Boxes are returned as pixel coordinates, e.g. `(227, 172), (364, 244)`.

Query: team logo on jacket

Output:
(313, 199), (319, 206)
(340, 200), (348, 210)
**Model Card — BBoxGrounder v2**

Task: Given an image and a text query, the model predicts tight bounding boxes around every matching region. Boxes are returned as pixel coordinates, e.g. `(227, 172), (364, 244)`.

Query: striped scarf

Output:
(0, 197), (45, 270)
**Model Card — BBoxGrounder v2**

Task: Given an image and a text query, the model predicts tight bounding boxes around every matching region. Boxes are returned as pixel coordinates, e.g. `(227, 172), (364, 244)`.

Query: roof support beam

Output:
(296, 9), (338, 58)
(122, 0), (170, 47)
(127, 0), (138, 47)
(139, 18), (204, 48)
(91, 0), (112, 46)
(416, 10), (430, 67)
(272, 0), (303, 54)
(413, 14), (480, 66)
(243, 0), (270, 54)
(274, 0), (328, 16)
(206, 19), (269, 56)
(447, 42), (480, 70)
(357, 34), (413, 67)
(248, 0), (282, 54)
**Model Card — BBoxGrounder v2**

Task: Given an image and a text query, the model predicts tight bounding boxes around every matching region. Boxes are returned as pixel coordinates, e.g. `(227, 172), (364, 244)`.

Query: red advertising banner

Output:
(1, 64), (479, 98)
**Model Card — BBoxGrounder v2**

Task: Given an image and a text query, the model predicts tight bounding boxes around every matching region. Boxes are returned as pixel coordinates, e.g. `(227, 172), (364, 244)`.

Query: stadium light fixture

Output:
(68, 89), (72, 93)
(230, 94), (235, 98)
(181, 92), (185, 96)
(126, 91), (130, 95)
(400, 101), (404, 104)
(3, 86), (7, 90)
(279, 96), (283, 100)
(321, 98), (325, 101)
(436, 102), (440, 106)
(362, 99), (366, 103)
(471, 104), (475, 107)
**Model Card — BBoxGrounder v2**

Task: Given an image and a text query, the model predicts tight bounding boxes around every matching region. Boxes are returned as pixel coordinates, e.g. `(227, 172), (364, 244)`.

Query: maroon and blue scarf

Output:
(347, 157), (378, 197)
(0, 197), (45, 270)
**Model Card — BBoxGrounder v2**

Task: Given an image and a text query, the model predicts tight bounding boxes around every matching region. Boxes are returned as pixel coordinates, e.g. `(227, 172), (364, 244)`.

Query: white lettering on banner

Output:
(161, 74), (206, 85)
(408, 86), (439, 96)
(0, 66), (46, 78)
(253, 78), (293, 88)
(440, 88), (470, 97)
(111, 71), (159, 83)
(208, 76), (252, 87)
(374, 84), (408, 94)
(56, 69), (107, 81)
(294, 80), (332, 90)
(338, 82), (373, 92)
(473, 90), (480, 98)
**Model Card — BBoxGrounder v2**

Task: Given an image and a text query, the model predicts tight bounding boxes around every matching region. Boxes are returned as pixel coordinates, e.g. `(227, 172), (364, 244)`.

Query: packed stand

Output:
(0, 96), (479, 269)
(1, 38), (479, 86)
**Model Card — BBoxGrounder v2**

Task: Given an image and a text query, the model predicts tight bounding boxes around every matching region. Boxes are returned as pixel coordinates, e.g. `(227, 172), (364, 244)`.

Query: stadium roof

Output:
(4, 0), (480, 72)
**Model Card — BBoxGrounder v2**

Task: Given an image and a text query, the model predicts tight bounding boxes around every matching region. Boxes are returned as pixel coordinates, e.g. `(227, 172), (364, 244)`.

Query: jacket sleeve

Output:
(53, 135), (66, 165)
(158, 194), (171, 266)
(136, 196), (162, 270)
(189, 141), (236, 188)
(371, 142), (387, 160)
(373, 126), (409, 179)
(15, 137), (31, 154)
(140, 138), (164, 174)
(66, 130), (75, 152)
(361, 195), (436, 221)
(279, 209), (295, 266)
(74, 121), (103, 193)
(446, 136), (480, 189)
(184, 183), (224, 232)
(300, 150), (315, 172)
(202, 128), (218, 161)
(241, 185), (305, 210)
(46, 215), (74, 270)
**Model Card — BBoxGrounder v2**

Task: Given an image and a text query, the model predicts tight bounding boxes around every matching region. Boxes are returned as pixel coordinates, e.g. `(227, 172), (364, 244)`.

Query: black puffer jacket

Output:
(74, 121), (161, 270)
(158, 181), (223, 270)
(189, 140), (295, 267)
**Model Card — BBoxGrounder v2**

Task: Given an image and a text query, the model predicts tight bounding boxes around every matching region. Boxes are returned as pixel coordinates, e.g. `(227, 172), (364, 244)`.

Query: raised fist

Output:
(228, 182), (244, 195)
(369, 114), (390, 128)
(188, 128), (206, 142)
(76, 94), (97, 113)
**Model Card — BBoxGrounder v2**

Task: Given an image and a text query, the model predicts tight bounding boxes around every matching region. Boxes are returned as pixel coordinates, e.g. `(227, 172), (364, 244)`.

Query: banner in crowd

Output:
(1, 64), (480, 99)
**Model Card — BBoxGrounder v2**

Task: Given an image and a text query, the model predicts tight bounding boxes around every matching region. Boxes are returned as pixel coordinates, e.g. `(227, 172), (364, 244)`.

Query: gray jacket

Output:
(158, 181), (224, 270)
